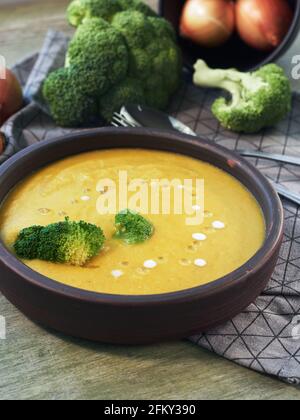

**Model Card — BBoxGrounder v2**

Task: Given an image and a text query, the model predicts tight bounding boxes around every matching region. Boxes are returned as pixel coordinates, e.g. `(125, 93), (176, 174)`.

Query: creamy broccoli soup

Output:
(0, 149), (265, 295)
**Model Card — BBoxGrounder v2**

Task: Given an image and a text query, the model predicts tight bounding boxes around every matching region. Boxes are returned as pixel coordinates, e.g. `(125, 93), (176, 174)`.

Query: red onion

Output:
(0, 68), (23, 125)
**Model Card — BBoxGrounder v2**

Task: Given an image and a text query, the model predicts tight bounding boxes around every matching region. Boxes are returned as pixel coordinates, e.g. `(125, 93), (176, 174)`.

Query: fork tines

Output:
(111, 109), (139, 128)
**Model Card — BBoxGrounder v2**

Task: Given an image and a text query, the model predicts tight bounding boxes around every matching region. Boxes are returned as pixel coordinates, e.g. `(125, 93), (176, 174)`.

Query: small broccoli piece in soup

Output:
(114, 209), (154, 244)
(14, 218), (105, 267)
(13, 225), (44, 260)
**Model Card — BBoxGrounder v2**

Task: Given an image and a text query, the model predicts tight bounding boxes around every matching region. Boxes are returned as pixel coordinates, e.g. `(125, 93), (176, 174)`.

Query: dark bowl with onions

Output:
(159, 0), (300, 71)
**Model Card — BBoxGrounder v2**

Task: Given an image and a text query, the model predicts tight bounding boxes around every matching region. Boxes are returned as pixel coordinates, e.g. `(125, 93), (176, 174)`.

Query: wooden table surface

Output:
(0, 0), (300, 401)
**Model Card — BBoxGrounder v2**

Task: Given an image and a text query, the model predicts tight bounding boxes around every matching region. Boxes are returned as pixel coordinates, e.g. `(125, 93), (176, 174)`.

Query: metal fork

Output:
(112, 109), (142, 128)
(111, 108), (300, 206)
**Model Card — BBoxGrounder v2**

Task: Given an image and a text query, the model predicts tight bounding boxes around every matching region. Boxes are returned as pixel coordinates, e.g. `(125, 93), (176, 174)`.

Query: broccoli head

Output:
(43, 1), (182, 127)
(14, 218), (105, 267)
(44, 17), (129, 126)
(114, 209), (154, 244)
(111, 11), (182, 109)
(67, 0), (156, 27)
(42, 66), (99, 127)
(66, 18), (129, 89)
(193, 60), (292, 134)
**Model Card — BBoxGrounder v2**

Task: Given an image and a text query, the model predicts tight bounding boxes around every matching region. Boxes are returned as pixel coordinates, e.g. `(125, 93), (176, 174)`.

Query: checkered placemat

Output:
(171, 85), (300, 385)
(1, 30), (300, 385)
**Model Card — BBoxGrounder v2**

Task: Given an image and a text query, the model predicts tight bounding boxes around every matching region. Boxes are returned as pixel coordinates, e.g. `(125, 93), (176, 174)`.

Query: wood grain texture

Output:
(0, 0), (299, 400)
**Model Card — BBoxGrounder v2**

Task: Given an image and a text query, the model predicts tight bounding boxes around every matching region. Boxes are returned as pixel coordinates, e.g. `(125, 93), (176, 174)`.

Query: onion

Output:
(0, 68), (23, 126)
(236, 0), (293, 51)
(0, 132), (5, 156)
(180, 0), (235, 48)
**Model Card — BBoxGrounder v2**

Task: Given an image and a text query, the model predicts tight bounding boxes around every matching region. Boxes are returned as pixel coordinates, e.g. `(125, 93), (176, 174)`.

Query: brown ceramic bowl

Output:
(159, 0), (300, 72)
(0, 129), (284, 344)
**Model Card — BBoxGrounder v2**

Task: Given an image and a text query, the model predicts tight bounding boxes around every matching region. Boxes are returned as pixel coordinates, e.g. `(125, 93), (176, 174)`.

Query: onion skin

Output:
(0, 68), (23, 126)
(180, 0), (235, 48)
(0, 132), (5, 155)
(236, 0), (293, 51)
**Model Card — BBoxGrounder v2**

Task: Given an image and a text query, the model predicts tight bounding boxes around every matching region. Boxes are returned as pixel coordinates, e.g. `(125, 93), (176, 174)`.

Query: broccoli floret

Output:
(117, 0), (156, 16)
(144, 76), (169, 110)
(14, 218), (105, 267)
(112, 11), (154, 49)
(111, 11), (182, 109)
(13, 225), (44, 260)
(99, 78), (145, 121)
(146, 37), (182, 98)
(42, 67), (98, 127)
(148, 16), (176, 41)
(67, 0), (156, 27)
(114, 209), (154, 244)
(67, 0), (122, 26)
(193, 60), (292, 134)
(44, 18), (130, 127)
(66, 18), (129, 89)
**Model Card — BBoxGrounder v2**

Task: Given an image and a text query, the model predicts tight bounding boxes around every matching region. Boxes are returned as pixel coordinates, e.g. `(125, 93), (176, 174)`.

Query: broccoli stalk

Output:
(114, 209), (154, 244)
(14, 218), (105, 267)
(193, 60), (292, 133)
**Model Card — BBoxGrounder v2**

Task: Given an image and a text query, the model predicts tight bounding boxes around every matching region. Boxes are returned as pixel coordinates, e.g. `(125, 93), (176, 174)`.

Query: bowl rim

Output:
(0, 128), (284, 305)
(159, 0), (300, 72)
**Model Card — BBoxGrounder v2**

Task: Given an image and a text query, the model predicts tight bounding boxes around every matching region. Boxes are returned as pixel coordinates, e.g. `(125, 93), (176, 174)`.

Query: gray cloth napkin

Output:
(1, 30), (300, 385)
